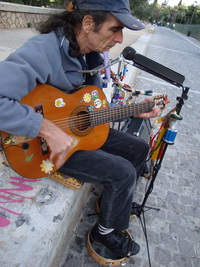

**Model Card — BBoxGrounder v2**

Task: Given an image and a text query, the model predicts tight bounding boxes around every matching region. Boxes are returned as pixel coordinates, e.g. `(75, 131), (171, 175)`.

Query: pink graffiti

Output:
(0, 176), (40, 227)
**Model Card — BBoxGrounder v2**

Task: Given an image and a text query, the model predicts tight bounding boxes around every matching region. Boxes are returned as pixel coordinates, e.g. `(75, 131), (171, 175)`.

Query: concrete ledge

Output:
(0, 2), (63, 28)
(0, 2), (62, 14)
(128, 32), (153, 86)
(148, 26), (155, 34)
(0, 153), (91, 267)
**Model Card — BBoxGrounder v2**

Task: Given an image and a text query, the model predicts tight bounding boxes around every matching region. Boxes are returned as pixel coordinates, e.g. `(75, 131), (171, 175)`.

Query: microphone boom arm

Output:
(122, 46), (185, 88)
(78, 46), (185, 89)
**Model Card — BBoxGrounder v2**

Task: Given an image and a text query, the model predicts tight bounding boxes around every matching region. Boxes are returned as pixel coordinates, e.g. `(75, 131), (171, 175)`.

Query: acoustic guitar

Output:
(0, 84), (166, 178)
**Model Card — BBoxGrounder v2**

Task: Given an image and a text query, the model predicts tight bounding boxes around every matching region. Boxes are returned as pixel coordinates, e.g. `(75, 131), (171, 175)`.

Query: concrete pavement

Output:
(0, 26), (153, 267)
(0, 28), (39, 60)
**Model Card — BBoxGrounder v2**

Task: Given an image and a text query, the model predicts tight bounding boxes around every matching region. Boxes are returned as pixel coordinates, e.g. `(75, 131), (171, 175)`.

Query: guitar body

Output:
(0, 84), (110, 178)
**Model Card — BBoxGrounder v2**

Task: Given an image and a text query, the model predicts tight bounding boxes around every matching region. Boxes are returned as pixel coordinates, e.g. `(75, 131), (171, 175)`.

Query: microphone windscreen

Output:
(122, 46), (136, 60)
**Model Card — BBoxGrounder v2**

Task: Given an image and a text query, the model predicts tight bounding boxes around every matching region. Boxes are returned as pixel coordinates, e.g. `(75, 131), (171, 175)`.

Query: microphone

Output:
(122, 46), (185, 87)
(122, 46), (137, 60)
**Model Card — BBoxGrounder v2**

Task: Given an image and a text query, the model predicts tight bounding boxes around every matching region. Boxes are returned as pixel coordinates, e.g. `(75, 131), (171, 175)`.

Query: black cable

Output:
(3, 144), (23, 150)
(138, 211), (152, 267)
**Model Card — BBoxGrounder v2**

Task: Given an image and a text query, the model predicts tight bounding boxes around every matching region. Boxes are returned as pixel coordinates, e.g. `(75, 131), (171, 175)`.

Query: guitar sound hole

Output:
(74, 111), (90, 131)
(70, 106), (93, 137)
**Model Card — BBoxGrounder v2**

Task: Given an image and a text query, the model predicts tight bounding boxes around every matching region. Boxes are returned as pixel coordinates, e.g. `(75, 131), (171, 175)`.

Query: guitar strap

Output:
(77, 54), (88, 84)
(49, 51), (98, 189)
(48, 171), (84, 190)
(77, 52), (103, 86)
(0, 137), (2, 151)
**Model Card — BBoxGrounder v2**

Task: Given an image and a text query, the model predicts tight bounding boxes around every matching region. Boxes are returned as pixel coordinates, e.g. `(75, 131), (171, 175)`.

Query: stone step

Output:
(0, 153), (91, 266)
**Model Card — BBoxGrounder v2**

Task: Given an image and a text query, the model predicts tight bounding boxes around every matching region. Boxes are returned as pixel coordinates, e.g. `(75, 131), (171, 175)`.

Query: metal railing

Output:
(175, 23), (200, 41)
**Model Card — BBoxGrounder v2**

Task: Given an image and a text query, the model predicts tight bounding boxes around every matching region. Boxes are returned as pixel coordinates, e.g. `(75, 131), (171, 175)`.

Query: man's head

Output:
(69, 0), (145, 54)
(77, 14), (124, 53)
(74, 0), (144, 31)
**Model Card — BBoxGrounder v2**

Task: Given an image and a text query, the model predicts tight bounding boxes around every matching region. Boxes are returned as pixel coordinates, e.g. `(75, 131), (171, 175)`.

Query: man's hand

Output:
(38, 119), (74, 168)
(135, 99), (161, 119)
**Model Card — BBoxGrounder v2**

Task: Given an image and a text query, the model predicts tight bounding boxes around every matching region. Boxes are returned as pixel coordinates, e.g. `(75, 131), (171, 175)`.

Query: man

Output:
(0, 0), (160, 259)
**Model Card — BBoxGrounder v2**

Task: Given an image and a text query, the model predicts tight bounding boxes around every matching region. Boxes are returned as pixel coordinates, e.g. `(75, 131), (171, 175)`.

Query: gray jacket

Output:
(0, 30), (102, 138)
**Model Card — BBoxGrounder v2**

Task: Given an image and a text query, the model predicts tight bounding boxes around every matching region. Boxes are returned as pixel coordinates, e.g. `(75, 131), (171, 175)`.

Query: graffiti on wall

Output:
(0, 176), (40, 227)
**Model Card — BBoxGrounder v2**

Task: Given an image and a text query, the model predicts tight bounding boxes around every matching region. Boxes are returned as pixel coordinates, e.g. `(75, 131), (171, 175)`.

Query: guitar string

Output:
(56, 105), (154, 130)
(53, 102), (155, 126)
(51, 101), (155, 131)
(53, 102), (155, 129)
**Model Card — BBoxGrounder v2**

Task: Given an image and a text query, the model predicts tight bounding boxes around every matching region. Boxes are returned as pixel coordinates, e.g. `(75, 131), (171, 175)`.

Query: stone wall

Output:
(0, 2), (63, 29)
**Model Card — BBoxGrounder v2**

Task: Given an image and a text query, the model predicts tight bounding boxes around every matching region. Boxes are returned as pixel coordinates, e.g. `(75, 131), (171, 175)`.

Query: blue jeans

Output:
(60, 128), (149, 230)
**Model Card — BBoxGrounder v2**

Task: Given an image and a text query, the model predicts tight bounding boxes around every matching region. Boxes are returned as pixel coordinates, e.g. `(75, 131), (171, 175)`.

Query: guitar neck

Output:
(91, 101), (155, 126)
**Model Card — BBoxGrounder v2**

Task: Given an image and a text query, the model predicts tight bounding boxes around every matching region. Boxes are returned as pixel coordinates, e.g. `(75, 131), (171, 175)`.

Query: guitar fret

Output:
(91, 101), (155, 126)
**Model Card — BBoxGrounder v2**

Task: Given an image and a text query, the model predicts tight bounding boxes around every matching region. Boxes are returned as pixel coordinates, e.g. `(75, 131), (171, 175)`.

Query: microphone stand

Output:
(131, 85), (189, 267)
(133, 85), (189, 215)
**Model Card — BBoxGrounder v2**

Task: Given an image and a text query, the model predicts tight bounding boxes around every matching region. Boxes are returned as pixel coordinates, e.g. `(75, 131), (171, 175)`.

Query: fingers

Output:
(39, 119), (75, 169)
(148, 107), (160, 118)
(54, 153), (67, 169)
(49, 137), (74, 168)
(136, 107), (161, 119)
(50, 149), (68, 169)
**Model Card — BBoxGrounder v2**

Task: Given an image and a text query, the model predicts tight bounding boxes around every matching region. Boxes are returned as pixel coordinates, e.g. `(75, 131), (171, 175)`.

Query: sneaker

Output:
(90, 223), (140, 258)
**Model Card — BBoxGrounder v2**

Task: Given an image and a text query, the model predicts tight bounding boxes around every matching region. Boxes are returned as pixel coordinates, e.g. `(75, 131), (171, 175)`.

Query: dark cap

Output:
(75, 0), (145, 31)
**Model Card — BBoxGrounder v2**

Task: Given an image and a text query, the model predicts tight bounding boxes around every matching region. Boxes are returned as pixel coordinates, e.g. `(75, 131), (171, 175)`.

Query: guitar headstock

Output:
(153, 94), (170, 110)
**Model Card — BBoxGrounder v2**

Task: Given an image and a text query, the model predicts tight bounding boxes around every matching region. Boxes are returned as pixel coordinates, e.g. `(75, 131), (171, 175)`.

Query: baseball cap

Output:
(75, 0), (145, 31)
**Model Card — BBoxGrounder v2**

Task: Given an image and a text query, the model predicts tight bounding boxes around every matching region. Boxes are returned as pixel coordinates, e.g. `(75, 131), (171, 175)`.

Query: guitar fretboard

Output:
(90, 101), (155, 126)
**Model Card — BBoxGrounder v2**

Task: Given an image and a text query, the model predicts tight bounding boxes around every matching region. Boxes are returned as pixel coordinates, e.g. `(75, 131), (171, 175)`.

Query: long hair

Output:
(37, 3), (110, 57)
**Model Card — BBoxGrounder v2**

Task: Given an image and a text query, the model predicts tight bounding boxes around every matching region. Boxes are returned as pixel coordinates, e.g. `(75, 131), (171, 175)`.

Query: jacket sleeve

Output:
(0, 33), (62, 138)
